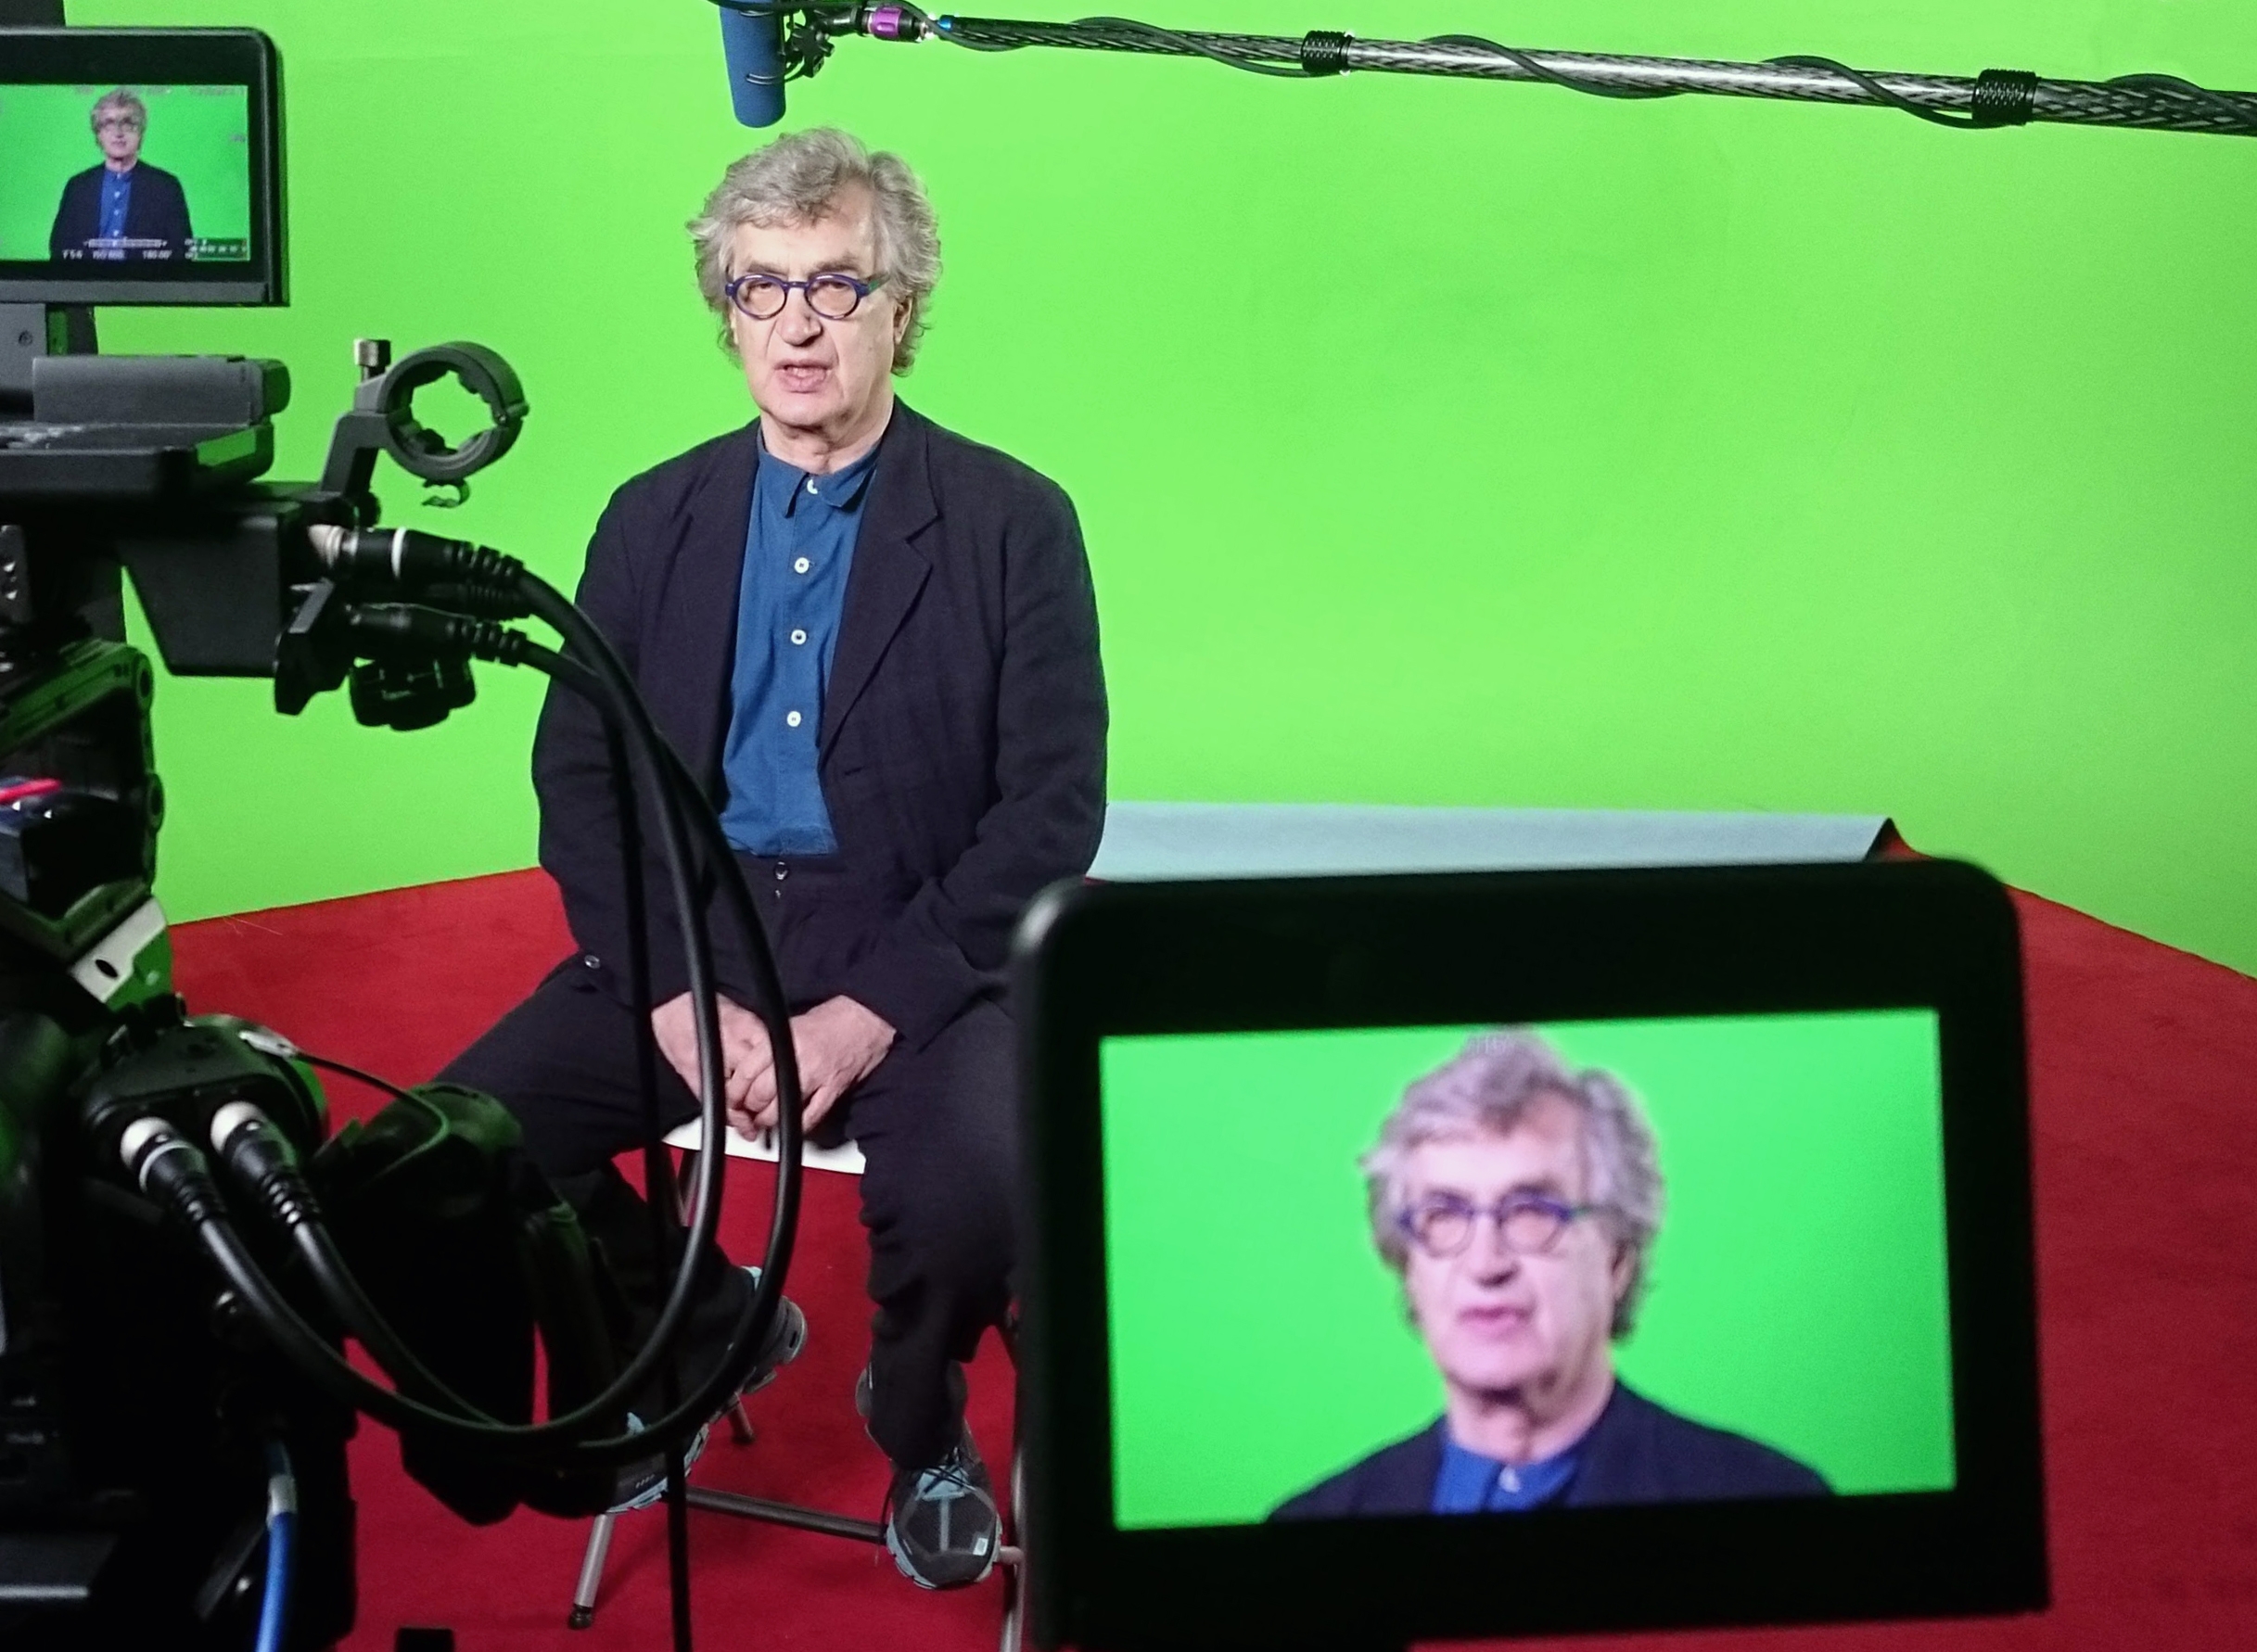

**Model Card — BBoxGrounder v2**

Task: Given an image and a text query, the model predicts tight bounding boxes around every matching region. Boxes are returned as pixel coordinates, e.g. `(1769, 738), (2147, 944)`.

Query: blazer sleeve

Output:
(840, 477), (1107, 1048)
(155, 169), (193, 249)
(50, 172), (91, 261)
(530, 491), (695, 1007)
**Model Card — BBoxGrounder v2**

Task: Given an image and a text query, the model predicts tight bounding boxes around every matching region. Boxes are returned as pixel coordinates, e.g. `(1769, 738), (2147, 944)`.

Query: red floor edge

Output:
(168, 867), (2257, 1652)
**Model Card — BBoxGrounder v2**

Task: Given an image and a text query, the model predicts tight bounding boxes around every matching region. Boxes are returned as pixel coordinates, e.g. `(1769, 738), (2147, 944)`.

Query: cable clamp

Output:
(1301, 30), (1353, 76)
(1970, 68), (2039, 127)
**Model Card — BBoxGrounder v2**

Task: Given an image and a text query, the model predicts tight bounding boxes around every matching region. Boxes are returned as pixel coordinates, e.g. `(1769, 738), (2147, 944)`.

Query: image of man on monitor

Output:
(48, 89), (193, 264)
(1273, 1031), (1830, 1518)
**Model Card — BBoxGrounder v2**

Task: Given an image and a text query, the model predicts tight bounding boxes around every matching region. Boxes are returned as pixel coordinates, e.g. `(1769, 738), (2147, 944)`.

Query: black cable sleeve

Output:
(1425, 33), (1677, 99)
(2106, 71), (2257, 130)
(1066, 16), (1305, 75)
(1765, 55), (1986, 128)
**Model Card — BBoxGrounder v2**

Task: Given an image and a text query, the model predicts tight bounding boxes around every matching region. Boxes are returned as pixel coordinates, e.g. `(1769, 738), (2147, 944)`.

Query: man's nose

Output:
(777, 294), (823, 342)
(1467, 1220), (1521, 1277)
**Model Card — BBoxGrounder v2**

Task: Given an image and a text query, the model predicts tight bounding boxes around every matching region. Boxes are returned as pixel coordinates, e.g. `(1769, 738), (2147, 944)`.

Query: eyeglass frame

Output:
(724, 269), (889, 322)
(1393, 1189), (1605, 1260)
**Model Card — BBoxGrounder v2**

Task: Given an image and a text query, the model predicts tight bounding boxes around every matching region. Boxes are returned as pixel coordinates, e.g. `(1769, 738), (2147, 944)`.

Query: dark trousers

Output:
(439, 858), (1017, 1469)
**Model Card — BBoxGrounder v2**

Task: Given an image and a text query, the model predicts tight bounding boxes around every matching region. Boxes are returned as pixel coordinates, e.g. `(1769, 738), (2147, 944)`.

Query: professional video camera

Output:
(1, 26), (805, 1649)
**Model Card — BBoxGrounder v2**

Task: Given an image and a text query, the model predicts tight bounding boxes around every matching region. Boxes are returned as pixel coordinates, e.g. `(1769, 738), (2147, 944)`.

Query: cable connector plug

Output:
(306, 525), (530, 613)
(118, 1116), (228, 1226)
(342, 602), (541, 668)
(210, 1100), (324, 1231)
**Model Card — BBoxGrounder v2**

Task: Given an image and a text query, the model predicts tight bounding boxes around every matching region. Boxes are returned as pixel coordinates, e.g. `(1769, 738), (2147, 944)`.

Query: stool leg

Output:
(568, 1511), (617, 1630)
(726, 1397), (756, 1446)
(997, 1442), (1026, 1652)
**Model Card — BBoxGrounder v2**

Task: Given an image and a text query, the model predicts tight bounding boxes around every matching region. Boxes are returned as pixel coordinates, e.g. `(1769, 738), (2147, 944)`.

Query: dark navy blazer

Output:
(1270, 1382), (1830, 1519)
(532, 401), (1107, 1048)
(49, 162), (193, 261)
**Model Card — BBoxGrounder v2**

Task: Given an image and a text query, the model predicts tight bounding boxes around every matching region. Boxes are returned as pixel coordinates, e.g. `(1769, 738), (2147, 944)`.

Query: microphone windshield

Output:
(720, 5), (788, 128)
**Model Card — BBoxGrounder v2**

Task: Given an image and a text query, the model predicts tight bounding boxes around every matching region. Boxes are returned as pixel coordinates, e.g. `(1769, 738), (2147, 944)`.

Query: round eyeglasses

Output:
(726, 271), (887, 322)
(1396, 1191), (1599, 1260)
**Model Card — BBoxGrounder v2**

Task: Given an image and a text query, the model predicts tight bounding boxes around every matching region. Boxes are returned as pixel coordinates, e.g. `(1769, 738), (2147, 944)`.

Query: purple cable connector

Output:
(866, 5), (915, 40)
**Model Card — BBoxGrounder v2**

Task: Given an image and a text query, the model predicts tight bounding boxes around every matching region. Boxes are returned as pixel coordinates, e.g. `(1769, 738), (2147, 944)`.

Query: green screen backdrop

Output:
(61, 1), (2257, 978)
(1099, 1012), (1955, 1528)
(0, 83), (251, 260)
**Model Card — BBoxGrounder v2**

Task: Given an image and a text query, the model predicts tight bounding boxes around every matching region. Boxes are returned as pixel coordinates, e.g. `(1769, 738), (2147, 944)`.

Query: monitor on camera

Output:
(0, 28), (283, 306)
(1015, 859), (2045, 1651)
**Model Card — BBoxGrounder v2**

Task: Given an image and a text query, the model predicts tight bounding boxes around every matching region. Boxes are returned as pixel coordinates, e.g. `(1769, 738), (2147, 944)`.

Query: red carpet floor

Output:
(171, 869), (2257, 1652)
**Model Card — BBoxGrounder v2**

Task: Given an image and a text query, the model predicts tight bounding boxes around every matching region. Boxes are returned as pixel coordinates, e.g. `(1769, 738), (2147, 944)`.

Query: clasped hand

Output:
(648, 991), (896, 1138)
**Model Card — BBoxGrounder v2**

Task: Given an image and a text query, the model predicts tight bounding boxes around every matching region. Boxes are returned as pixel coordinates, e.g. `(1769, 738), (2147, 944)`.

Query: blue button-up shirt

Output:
(1432, 1430), (1582, 1513)
(97, 168), (134, 259)
(716, 433), (880, 856)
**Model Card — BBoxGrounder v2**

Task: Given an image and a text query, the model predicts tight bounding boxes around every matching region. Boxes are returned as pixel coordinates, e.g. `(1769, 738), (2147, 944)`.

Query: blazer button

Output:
(582, 953), (603, 970)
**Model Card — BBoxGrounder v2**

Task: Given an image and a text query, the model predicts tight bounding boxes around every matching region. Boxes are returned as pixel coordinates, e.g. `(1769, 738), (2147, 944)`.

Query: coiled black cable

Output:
(133, 595), (784, 1467)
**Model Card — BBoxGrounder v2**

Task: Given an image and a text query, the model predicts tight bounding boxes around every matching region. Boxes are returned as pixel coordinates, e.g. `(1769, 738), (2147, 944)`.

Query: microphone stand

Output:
(720, 1), (2257, 140)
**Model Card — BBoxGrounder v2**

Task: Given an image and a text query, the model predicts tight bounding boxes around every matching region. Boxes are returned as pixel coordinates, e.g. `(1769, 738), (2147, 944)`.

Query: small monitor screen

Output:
(1099, 1010), (1954, 1531)
(0, 31), (282, 306)
(0, 83), (254, 269)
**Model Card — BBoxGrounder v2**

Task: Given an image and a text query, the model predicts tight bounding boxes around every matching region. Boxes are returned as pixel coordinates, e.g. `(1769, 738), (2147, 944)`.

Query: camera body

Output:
(0, 28), (542, 1644)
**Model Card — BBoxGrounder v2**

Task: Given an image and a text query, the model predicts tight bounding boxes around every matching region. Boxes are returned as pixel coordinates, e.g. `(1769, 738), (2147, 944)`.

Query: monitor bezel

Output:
(1014, 858), (2046, 1651)
(0, 28), (284, 306)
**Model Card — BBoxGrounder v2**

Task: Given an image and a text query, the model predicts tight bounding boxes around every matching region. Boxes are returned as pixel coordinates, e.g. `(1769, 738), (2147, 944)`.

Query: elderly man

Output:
(1274, 1032), (1826, 1517)
(442, 129), (1106, 1587)
(49, 89), (193, 263)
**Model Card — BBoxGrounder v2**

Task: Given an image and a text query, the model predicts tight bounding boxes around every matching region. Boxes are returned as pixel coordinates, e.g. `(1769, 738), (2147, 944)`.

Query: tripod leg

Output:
(568, 1511), (617, 1630)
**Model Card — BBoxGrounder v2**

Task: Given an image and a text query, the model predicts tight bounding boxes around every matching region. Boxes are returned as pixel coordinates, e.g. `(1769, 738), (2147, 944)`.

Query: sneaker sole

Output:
(884, 1489), (1000, 1591)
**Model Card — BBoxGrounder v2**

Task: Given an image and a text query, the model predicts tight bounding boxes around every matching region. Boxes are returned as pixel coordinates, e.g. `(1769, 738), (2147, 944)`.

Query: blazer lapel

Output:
(661, 425), (760, 800)
(820, 403), (938, 757)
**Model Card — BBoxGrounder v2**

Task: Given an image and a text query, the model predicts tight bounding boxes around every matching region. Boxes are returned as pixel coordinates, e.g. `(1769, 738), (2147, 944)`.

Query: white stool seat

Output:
(664, 1116), (866, 1176)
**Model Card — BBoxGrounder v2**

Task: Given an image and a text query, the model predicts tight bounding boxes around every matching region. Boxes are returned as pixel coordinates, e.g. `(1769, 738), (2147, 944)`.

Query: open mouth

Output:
(1459, 1303), (1533, 1337)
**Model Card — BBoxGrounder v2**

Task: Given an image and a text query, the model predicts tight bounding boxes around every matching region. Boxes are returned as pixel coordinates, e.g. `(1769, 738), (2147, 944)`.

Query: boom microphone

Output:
(720, 3), (788, 126)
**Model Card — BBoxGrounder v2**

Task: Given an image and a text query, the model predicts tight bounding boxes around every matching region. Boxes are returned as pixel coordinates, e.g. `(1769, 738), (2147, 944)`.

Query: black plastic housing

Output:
(1013, 858), (2046, 1651)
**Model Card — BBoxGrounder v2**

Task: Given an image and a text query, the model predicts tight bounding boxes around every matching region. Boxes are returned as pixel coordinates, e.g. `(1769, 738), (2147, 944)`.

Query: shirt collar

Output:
(756, 427), (882, 518)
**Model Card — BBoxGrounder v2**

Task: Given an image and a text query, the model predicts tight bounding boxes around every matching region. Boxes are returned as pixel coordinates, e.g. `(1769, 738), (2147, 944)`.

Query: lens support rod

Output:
(733, 4), (2257, 139)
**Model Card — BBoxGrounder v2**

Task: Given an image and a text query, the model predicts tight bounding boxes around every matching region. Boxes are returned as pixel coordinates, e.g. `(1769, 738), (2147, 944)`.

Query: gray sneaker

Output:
(608, 1267), (806, 1515)
(884, 1433), (1001, 1590)
(861, 1360), (994, 1588)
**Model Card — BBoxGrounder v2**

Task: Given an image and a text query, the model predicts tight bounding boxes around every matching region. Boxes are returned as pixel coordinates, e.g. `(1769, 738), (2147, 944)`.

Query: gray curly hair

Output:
(1362, 1030), (1665, 1339)
(687, 127), (941, 373)
(90, 89), (147, 132)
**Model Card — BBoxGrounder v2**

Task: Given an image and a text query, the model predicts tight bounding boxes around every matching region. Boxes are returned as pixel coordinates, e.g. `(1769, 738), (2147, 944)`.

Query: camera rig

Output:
(0, 331), (806, 1649)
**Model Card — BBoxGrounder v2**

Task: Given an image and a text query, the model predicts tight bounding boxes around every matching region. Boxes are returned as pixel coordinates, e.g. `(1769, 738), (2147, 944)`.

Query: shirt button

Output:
(789, 628), (808, 646)
(785, 709), (802, 728)
(774, 863), (789, 882)
(806, 479), (819, 495)
(793, 555), (810, 574)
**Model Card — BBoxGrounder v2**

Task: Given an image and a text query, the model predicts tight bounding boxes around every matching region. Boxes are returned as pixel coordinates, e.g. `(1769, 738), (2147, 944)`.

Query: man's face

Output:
(722, 187), (908, 444)
(96, 112), (143, 169)
(1399, 1099), (1630, 1411)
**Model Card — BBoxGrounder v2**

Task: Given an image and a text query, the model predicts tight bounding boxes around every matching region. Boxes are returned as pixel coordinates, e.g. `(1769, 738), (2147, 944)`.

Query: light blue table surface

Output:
(1089, 803), (1892, 882)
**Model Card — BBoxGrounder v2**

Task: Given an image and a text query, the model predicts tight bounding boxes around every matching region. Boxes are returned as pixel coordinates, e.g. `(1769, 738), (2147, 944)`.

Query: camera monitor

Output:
(0, 28), (283, 305)
(1016, 859), (2045, 1650)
